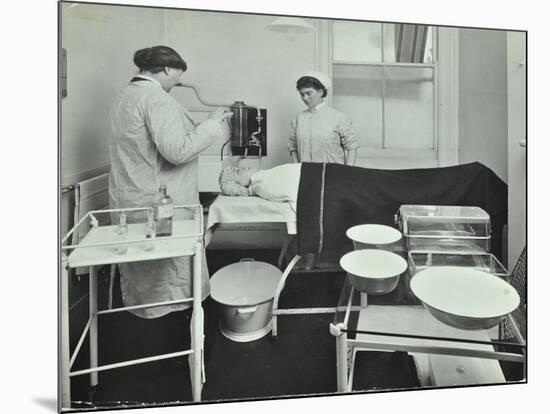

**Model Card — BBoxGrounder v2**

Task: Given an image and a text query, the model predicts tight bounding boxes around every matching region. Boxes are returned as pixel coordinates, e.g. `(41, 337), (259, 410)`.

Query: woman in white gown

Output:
(288, 71), (359, 166)
(109, 45), (232, 319)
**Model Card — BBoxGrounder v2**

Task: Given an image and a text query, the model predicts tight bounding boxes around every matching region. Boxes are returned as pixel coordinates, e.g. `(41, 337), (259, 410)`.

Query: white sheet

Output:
(205, 196), (296, 245)
(249, 163), (301, 205)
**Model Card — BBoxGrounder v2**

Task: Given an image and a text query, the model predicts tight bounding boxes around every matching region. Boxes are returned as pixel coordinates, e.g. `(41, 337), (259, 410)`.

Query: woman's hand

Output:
(209, 107), (233, 122)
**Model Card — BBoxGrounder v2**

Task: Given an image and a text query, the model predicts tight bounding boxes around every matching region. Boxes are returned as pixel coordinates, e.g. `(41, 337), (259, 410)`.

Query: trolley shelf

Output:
(66, 219), (200, 268)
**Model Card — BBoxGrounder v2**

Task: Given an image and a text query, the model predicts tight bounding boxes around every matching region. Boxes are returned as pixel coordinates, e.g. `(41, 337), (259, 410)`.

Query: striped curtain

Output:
(395, 24), (428, 63)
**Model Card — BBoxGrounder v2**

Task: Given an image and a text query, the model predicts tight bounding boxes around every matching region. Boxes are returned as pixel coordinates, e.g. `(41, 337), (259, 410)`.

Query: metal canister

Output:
(231, 101), (249, 147)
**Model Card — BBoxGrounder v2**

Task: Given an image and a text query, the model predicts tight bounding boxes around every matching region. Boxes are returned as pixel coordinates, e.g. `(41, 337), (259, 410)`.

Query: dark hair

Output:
(133, 46), (187, 73)
(296, 76), (327, 98)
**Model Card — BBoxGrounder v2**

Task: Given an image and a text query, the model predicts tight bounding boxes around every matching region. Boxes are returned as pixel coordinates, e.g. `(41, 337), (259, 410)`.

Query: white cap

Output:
(298, 71), (332, 90)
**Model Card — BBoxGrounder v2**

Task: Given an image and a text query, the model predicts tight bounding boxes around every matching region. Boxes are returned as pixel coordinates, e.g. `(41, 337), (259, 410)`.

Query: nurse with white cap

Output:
(288, 71), (358, 165)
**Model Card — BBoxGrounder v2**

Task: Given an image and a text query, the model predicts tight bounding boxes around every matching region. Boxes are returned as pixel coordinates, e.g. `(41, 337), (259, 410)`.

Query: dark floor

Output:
(69, 250), (347, 409)
(67, 249), (524, 411)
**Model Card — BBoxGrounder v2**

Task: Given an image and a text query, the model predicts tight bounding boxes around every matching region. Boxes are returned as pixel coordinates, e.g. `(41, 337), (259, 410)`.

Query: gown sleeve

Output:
(145, 96), (225, 165)
(288, 117), (298, 153)
(337, 115), (359, 151)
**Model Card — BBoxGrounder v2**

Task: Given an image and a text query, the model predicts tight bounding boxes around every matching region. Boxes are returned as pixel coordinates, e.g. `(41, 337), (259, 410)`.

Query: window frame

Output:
(314, 20), (459, 168)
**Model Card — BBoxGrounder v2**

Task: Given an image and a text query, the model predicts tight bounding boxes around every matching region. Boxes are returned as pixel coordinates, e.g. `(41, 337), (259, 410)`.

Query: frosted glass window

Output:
(332, 21), (382, 62)
(384, 67), (434, 149)
(382, 24), (397, 63)
(332, 64), (383, 148)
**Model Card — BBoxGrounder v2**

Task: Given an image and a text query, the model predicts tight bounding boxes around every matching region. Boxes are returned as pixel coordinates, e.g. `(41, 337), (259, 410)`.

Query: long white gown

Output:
(108, 77), (227, 318)
(288, 103), (358, 164)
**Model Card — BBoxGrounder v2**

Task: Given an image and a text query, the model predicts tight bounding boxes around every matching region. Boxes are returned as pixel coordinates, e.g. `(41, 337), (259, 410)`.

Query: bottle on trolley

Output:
(154, 184), (174, 237)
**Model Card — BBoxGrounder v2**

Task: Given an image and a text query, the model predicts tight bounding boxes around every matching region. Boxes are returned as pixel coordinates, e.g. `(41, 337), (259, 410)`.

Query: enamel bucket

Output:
(210, 259), (282, 342)
(346, 224), (403, 251)
(340, 249), (408, 295)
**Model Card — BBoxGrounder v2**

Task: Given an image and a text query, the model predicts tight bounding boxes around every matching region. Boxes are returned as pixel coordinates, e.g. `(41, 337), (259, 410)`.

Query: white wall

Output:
(507, 32), (527, 268)
(458, 28), (508, 183)
(60, 3), (165, 185)
(60, 3), (166, 243)
(60, 5), (316, 191)
(59, 5), (317, 246)
(162, 10), (315, 189)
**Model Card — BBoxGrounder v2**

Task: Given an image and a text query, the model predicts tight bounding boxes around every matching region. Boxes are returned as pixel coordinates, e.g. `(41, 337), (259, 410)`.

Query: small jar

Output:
(114, 212), (128, 255)
(143, 208), (156, 251)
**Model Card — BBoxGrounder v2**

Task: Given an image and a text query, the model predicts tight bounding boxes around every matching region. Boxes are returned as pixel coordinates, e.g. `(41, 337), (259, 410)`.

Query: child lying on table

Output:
(218, 162), (320, 268)
(218, 162), (302, 203)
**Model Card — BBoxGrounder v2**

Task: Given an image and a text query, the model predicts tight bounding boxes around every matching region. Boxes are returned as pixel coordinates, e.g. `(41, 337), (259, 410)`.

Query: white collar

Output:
(308, 101), (326, 113)
(134, 74), (163, 89)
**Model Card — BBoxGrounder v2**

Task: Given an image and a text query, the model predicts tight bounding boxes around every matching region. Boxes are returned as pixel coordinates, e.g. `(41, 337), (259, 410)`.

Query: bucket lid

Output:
(346, 224), (402, 245)
(210, 261), (283, 306)
(340, 249), (408, 279)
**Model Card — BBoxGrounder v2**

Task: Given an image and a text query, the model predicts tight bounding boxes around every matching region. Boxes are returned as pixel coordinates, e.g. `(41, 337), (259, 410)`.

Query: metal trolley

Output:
(395, 205), (492, 253)
(59, 205), (205, 411)
(330, 255), (526, 393)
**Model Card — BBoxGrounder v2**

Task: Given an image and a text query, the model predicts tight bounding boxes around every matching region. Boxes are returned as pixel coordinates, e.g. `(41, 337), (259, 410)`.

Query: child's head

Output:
(219, 163), (255, 196)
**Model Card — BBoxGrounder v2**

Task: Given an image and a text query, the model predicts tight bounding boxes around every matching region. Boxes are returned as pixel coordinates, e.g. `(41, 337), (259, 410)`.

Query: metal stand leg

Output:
(271, 254), (302, 336)
(191, 242), (203, 402)
(89, 266), (98, 387)
(59, 255), (71, 411)
(335, 324), (349, 392)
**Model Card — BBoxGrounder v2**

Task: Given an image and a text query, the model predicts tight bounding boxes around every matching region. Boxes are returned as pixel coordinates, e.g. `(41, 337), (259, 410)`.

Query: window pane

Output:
(332, 64), (383, 148)
(332, 21), (382, 62)
(385, 66), (434, 149)
(383, 23), (434, 63)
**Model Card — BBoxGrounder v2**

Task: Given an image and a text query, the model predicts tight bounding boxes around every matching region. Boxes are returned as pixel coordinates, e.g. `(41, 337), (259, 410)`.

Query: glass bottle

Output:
(143, 208), (156, 251)
(114, 212), (128, 255)
(154, 184), (173, 237)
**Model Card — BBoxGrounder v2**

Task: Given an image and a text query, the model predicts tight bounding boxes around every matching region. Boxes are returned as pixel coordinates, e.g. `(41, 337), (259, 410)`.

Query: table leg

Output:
(271, 254), (302, 336)
(59, 255), (71, 411)
(191, 242), (203, 402)
(89, 266), (98, 387)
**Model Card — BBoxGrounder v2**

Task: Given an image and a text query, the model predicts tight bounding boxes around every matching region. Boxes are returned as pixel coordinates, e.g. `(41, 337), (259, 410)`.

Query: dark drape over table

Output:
(296, 162), (508, 261)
